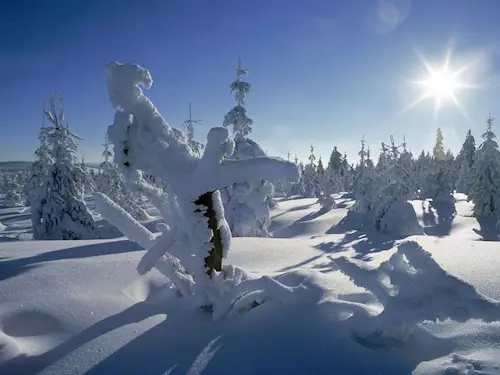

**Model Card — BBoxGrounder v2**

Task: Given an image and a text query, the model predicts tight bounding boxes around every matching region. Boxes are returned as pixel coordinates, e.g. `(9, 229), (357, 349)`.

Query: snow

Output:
(3, 188), (500, 374)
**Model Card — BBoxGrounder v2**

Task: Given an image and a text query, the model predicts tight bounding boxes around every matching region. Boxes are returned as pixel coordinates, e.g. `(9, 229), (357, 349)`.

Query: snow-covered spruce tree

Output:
(183, 103), (204, 157)
(420, 128), (454, 202)
(222, 60), (276, 237)
(27, 104), (52, 205)
(291, 157), (306, 196)
(368, 136), (423, 236)
(3, 172), (24, 207)
(99, 62), (299, 318)
(95, 133), (149, 220)
(31, 94), (97, 240)
(302, 144), (318, 198)
(352, 138), (375, 214)
(455, 130), (476, 194)
(469, 115), (500, 220)
(317, 156), (340, 211)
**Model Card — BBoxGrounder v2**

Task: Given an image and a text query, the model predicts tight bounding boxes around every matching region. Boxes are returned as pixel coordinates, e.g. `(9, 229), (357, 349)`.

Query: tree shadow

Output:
(0, 240), (144, 282)
(314, 211), (397, 261)
(423, 200), (456, 237)
(473, 218), (500, 241)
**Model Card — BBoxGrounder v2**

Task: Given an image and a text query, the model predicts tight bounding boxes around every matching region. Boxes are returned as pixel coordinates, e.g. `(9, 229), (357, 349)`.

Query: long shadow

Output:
(315, 211), (397, 261)
(474, 218), (500, 241)
(423, 200), (456, 237)
(0, 213), (32, 225)
(0, 239), (144, 282)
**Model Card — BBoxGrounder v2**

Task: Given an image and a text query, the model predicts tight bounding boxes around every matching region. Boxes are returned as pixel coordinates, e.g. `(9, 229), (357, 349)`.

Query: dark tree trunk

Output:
(194, 191), (223, 276)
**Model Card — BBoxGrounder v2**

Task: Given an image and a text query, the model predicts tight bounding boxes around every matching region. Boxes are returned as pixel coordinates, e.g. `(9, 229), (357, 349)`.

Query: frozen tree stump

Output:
(194, 191), (223, 275)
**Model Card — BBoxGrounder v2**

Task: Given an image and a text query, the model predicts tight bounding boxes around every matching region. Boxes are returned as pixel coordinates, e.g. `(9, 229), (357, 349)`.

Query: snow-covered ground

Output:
(1, 194), (500, 375)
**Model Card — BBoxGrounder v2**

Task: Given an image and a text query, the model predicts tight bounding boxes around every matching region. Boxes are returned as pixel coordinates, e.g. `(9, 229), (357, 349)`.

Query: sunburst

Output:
(400, 47), (476, 119)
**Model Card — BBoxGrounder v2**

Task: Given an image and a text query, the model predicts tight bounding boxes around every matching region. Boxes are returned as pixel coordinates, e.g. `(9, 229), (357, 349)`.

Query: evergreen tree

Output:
(327, 146), (342, 172)
(3, 172), (24, 207)
(433, 128), (445, 161)
(457, 129), (476, 168)
(223, 59), (253, 139)
(469, 115), (500, 220)
(27, 105), (52, 205)
(31, 94), (97, 240)
(303, 144), (318, 197)
(183, 103), (204, 156)
(221, 60), (275, 237)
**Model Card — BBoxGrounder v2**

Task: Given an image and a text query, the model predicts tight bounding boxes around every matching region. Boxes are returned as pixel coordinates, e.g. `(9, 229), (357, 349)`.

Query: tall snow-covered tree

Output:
(352, 138), (375, 214)
(27, 105), (52, 205)
(302, 144), (318, 198)
(183, 103), (204, 156)
(469, 115), (500, 220)
(328, 146), (343, 173)
(31, 94), (96, 240)
(421, 129), (453, 202)
(457, 129), (476, 168)
(223, 59), (253, 139)
(433, 128), (445, 161)
(222, 60), (275, 237)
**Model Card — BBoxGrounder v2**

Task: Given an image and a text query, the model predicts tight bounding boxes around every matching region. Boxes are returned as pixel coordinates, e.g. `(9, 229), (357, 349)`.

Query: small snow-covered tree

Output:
(457, 129), (476, 169)
(433, 127), (445, 161)
(328, 146), (343, 173)
(3, 172), (24, 207)
(31, 94), (96, 240)
(183, 103), (204, 156)
(99, 61), (299, 319)
(469, 115), (500, 220)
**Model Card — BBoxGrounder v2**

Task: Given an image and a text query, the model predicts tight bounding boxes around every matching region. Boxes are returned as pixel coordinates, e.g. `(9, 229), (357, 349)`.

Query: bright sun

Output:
(422, 68), (459, 103)
(401, 47), (477, 118)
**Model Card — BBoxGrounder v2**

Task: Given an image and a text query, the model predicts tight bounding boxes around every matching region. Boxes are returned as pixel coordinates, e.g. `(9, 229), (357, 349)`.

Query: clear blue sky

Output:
(1, 0), (500, 164)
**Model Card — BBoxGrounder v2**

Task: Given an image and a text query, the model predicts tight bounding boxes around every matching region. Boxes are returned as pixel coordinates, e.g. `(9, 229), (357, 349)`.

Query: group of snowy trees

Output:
(2, 59), (500, 242)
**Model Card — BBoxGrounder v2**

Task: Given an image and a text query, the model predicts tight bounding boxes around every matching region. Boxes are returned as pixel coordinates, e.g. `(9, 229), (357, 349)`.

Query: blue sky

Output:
(1, 0), (500, 164)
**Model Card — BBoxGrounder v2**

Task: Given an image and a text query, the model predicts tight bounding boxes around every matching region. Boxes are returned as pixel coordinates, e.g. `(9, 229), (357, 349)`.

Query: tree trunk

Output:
(194, 191), (223, 276)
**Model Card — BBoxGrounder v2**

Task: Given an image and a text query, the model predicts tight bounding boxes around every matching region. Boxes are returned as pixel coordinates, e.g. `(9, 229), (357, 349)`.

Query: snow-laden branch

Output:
(93, 192), (155, 249)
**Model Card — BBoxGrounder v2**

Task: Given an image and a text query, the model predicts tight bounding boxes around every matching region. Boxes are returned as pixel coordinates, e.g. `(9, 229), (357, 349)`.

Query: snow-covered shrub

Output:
(32, 94), (96, 240)
(335, 241), (500, 347)
(99, 62), (299, 318)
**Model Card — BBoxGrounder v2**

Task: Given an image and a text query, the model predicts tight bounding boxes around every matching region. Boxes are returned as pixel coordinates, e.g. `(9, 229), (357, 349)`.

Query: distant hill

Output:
(0, 161), (101, 171)
(0, 161), (32, 170)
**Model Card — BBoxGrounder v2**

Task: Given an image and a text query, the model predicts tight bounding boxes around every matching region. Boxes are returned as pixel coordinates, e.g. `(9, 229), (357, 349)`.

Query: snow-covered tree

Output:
(327, 146), (342, 173)
(183, 103), (204, 156)
(3, 172), (24, 207)
(95, 133), (149, 220)
(352, 138), (375, 214)
(433, 127), (445, 161)
(27, 106), (52, 205)
(31, 94), (96, 240)
(469, 115), (500, 220)
(457, 129), (476, 168)
(302, 144), (318, 198)
(223, 59), (253, 140)
(221, 60), (276, 237)
(99, 61), (299, 319)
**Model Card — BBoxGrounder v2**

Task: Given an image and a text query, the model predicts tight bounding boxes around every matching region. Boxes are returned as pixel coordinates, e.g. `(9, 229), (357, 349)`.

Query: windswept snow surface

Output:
(1, 195), (500, 374)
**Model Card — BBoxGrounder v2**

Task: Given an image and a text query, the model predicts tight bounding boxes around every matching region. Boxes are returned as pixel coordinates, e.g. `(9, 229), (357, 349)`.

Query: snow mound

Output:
(0, 221), (6, 231)
(378, 200), (424, 236)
